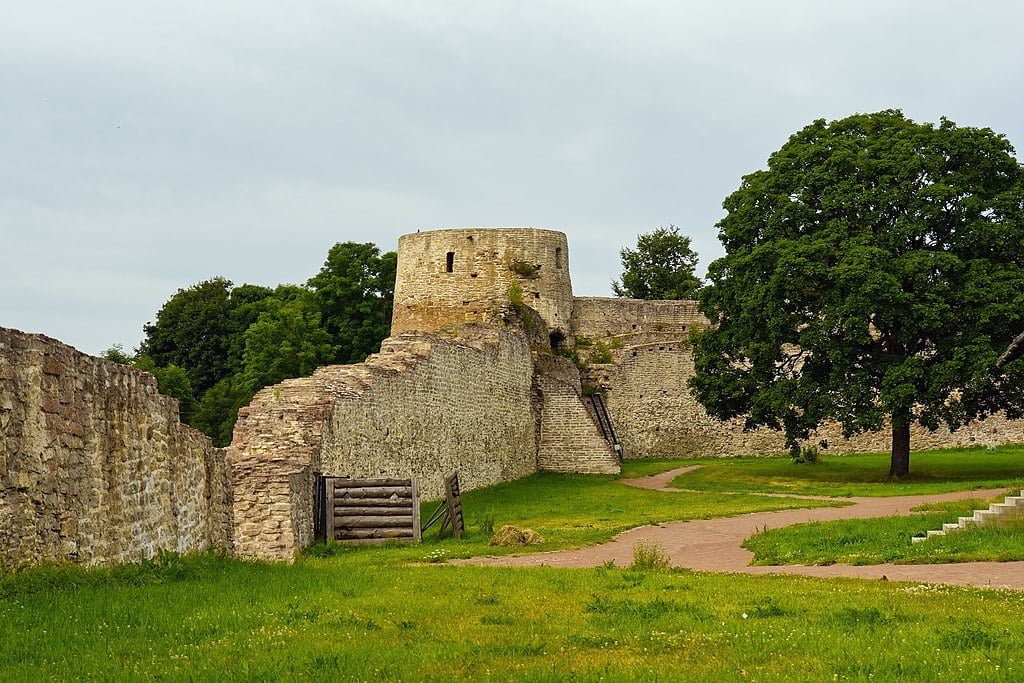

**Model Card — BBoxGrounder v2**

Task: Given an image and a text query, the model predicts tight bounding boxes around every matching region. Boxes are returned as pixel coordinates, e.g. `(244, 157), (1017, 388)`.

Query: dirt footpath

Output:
(459, 467), (1024, 590)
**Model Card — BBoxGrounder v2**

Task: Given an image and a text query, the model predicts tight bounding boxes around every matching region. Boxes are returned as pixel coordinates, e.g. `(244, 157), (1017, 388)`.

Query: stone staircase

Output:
(911, 490), (1024, 543)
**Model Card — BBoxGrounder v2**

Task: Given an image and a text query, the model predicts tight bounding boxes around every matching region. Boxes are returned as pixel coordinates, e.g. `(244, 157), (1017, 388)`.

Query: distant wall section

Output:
(0, 328), (232, 569)
(392, 228), (574, 337)
(574, 298), (1024, 458)
(571, 297), (704, 339)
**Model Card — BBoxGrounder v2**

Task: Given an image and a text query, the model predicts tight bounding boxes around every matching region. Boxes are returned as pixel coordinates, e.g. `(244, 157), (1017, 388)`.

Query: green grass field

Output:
(4, 447), (1024, 680)
(409, 471), (841, 560)
(744, 496), (1024, 566)
(668, 445), (1024, 497)
(5, 553), (1024, 681)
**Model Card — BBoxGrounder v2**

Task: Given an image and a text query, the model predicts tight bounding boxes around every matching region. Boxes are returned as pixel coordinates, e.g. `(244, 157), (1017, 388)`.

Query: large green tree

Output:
(308, 242), (397, 364)
(690, 110), (1024, 478)
(139, 277), (238, 395)
(612, 225), (702, 300)
(239, 292), (336, 390)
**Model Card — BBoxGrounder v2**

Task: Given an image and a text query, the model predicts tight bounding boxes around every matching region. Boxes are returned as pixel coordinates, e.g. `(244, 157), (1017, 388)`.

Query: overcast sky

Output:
(3, 1), (1023, 355)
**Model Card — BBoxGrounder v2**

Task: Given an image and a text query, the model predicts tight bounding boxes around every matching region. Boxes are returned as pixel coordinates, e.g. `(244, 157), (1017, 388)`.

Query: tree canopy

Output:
(139, 277), (237, 395)
(129, 242), (396, 446)
(690, 110), (1024, 478)
(612, 225), (702, 300)
(308, 241), (397, 364)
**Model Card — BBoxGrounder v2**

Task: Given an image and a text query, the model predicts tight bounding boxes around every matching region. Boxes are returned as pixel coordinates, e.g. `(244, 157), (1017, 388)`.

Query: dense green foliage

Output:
(691, 110), (1024, 477)
(5, 453), (1024, 681)
(744, 496), (1024, 566)
(309, 242), (397, 365)
(611, 225), (702, 300)
(667, 446), (1024, 497)
(118, 242), (396, 445)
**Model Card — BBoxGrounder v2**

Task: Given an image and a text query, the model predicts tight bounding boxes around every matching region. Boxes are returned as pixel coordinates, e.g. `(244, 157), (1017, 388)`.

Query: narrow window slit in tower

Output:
(446, 251), (455, 273)
(555, 247), (563, 269)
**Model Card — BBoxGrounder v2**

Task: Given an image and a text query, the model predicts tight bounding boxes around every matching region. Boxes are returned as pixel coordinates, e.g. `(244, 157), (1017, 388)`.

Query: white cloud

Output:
(2, 1), (1023, 352)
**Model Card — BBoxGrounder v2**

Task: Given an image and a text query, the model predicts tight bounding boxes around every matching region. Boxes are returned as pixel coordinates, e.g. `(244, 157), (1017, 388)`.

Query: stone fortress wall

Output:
(0, 327), (232, 569)
(574, 297), (1024, 458)
(228, 326), (540, 560)
(229, 229), (621, 560)
(6, 226), (1024, 567)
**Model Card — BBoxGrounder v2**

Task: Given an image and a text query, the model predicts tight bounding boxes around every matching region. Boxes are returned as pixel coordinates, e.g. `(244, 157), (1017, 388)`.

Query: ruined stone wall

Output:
(571, 297), (704, 339)
(590, 342), (788, 458)
(321, 326), (539, 495)
(229, 324), (539, 561)
(0, 328), (232, 568)
(535, 355), (620, 474)
(392, 228), (574, 337)
(577, 298), (1024, 458)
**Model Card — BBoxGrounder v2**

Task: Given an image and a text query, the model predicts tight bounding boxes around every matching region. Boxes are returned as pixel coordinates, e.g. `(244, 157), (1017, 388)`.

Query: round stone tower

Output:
(391, 227), (574, 339)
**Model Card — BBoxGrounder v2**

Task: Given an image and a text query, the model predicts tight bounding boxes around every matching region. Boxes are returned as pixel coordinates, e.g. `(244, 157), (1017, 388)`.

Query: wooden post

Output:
(411, 478), (422, 541)
(326, 479), (336, 544)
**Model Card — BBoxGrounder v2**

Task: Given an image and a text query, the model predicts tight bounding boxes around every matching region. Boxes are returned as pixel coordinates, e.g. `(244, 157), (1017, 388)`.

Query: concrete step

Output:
(911, 491), (1022, 544)
(974, 510), (997, 523)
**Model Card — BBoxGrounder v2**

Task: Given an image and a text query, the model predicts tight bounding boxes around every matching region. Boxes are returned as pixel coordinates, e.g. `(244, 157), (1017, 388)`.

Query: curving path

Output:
(460, 466), (1024, 590)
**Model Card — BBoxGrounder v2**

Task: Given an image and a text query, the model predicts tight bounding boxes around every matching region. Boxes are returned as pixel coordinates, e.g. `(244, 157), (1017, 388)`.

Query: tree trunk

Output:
(889, 414), (911, 479)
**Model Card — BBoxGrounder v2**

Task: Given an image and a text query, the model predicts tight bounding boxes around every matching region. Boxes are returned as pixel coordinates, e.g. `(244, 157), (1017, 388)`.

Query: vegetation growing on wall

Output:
(505, 282), (534, 332)
(509, 259), (541, 278)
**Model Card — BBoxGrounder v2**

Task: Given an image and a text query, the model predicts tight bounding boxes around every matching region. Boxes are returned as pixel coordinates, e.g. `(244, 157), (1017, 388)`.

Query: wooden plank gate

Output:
(316, 476), (421, 545)
(421, 471), (465, 539)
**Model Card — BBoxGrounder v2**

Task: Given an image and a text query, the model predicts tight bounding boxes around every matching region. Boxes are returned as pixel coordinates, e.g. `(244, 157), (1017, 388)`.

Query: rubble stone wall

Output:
(571, 297), (704, 339)
(229, 325), (539, 561)
(321, 326), (539, 497)
(0, 327), (232, 568)
(581, 302), (1024, 458)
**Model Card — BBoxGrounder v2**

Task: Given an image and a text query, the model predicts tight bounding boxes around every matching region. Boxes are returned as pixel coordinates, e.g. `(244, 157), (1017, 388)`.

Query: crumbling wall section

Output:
(590, 342), (786, 458)
(321, 326), (538, 496)
(0, 328), (232, 568)
(229, 325), (539, 561)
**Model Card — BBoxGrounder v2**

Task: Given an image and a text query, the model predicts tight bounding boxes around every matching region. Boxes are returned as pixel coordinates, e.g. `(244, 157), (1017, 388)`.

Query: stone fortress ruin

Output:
(4, 227), (1024, 566)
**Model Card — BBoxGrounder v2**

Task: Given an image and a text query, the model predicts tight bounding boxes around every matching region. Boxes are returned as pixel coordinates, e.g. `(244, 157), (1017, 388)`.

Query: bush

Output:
(591, 341), (614, 364)
(631, 540), (671, 571)
(791, 445), (821, 465)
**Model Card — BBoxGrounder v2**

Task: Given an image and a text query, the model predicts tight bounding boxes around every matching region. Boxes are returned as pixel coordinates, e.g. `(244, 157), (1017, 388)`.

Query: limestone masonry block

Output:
(0, 327), (233, 568)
